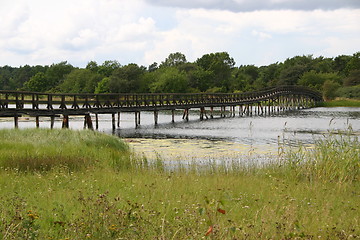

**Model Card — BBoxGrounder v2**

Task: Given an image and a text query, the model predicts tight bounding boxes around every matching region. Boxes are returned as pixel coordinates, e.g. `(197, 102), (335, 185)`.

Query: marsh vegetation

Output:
(0, 129), (359, 239)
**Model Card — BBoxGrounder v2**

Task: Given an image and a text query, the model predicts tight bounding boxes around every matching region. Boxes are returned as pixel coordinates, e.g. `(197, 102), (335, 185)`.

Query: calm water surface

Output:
(1, 107), (359, 162)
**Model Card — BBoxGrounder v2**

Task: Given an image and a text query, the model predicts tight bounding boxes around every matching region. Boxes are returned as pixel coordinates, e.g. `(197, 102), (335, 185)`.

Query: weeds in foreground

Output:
(0, 129), (359, 239)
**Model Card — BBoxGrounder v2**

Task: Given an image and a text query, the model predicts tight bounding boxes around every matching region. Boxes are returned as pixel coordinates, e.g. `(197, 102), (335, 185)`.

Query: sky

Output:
(1, 0), (359, 68)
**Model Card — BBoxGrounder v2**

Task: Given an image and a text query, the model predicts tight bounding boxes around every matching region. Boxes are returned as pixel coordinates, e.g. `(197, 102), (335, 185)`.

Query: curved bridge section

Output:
(0, 86), (322, 129)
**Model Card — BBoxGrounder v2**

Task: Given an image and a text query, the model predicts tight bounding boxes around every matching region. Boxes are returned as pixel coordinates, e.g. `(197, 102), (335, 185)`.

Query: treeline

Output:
(0, 52), (359, 100)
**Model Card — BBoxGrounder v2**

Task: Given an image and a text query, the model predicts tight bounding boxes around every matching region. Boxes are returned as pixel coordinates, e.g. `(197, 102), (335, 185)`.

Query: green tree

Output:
(323, 80), (341, 100)
(150, 67), (189, 93)
(86, 61), (99, 73)
(343, 70), (360, 87)
(98, 60), (121, 77)
(196, 52), (235, 91)
(160, 52), (187, 68)
(108, 64), (146, 93)
(24, 72), (48, 92)
(45, 61), (74, 91)
(344, 52), (360, 76)
(333, 55), (351, 74)
(276, 55), (314, 85)
(298, 71), (341, 91)
(60, 69), (102, 93)
(95, 77), (110, 94)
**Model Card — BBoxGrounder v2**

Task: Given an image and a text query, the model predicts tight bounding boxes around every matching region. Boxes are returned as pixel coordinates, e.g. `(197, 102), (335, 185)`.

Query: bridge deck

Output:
(0, 86), (322, 129)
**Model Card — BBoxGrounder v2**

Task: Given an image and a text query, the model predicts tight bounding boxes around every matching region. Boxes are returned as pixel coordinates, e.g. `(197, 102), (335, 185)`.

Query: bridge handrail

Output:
(0, 85), (322, 111)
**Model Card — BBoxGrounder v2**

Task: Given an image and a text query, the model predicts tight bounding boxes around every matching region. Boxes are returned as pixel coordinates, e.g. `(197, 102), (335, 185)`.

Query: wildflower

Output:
(109, 224), (118, 231)
(217, 208), (226, 214)
(205, 226), (213, 236)
(27, 210), (39, 220)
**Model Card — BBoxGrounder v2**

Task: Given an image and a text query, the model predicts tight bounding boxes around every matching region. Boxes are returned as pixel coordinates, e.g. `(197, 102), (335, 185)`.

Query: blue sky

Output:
(1, 0), (359, 68)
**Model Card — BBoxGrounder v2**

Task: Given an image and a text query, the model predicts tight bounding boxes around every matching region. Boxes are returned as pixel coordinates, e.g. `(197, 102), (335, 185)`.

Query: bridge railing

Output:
(0, 86), (322, 111)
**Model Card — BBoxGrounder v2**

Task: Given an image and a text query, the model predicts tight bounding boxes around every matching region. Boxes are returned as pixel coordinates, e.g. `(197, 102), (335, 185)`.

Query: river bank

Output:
(317, 99), (360, 107)
(0, 129), (359, 239)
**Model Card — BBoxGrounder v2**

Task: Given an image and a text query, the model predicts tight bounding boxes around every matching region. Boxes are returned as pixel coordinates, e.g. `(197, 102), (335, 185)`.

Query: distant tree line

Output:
(0, 52), (359, 100)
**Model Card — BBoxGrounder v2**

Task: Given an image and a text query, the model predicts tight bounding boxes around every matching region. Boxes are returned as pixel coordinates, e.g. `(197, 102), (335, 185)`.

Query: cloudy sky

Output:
(1, 0), (359, 68)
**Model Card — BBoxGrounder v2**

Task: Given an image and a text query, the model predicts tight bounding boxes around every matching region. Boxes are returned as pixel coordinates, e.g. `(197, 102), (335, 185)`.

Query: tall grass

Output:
(317, 99), (360, 107)
(0, 129), (359, 239)
(282, 133), (359, 183)
(0, 128), (139, 171)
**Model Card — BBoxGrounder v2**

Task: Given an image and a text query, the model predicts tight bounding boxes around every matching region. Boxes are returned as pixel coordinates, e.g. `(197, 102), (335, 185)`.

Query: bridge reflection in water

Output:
(0, 86), (322, 130)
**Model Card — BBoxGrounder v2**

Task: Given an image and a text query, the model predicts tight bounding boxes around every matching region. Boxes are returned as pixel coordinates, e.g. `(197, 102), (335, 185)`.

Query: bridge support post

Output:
(117, 112), (121, 128)
(135, 111), (140, 128)
(62, 115), (69, 129)
(95, 114), (99, 130)
(14, 115), (18, 129)
(112, 113), (116, 131)
(182, 109), (189, 121)
(84, 114), (94, 130)
(171, 110), (175, 123)
(200, 107), (204, 120)
(210, 107), (214, 119)
(50, 116), (55, 129)
(36, 116), (40, 128)
(154, 111), (158, 125)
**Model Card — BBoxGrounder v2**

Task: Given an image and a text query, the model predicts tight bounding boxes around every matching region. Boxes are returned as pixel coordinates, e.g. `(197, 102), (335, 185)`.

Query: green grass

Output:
(0, 129), (359, 239)
(317, 99), (360, 107)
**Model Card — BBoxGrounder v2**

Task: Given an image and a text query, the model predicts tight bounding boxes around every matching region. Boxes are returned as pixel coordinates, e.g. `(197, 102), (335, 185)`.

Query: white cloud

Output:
(145, 0), (360, 12)
(0, 0), (359, 67)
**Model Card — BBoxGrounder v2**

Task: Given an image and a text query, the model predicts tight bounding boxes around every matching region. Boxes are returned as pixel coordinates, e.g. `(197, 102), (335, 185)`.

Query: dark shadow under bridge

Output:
(0, 85), (323, 130)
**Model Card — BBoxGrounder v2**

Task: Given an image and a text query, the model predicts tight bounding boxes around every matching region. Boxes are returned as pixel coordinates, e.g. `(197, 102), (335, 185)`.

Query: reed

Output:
(0, 128), (138, 171)
(0, 129), (358, 239)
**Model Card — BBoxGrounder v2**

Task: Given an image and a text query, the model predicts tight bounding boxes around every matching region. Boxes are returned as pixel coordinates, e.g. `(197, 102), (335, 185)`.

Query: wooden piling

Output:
(95, 114), (99, 130)
(14, 115), (18, 128)
(36, 116), (40, 128)
(50, 116), (55, 129)
(117, 112), (121, 128)
(154, 110), (159, 125)
(112, 113), (116, 131)
(182, 109), (189, 121)
(62, 115), (69, 128)
(85, 114), (93, 130)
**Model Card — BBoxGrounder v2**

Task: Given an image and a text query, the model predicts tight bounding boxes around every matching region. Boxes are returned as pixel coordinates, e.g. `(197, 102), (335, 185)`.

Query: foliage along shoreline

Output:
(317, 98), (360, 107)
(0, 128), (359, 239)
(0, 52), (359, 101)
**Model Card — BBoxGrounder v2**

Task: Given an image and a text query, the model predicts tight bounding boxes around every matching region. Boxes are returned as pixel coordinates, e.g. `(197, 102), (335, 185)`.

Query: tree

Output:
(60, 69), (102, 93)
(333, 55), (351, 74)
(108, 64), (146, 93)
(46, 61), (74, 91)
(24, 72), (48, 92)
(95, 77), (110, 94)
(98, 60), (121, 77)
(298, 71), (341, 91)
(343, 70), (360, 86)
(150, 67), (189, 93)
(344, 52), (360, 76)
(148, 62), (158, 72)
(323, 80), (341, 100)
(160, 52), (187, 68)
(187, 66), (214, 92)
(196, 52), (235, 90)
(86, 61), (99, 72)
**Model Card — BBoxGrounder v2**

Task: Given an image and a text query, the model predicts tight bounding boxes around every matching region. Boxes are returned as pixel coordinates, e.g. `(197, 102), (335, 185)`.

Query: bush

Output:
(322, 80), (341, 100)
(336, 85), (360, 99)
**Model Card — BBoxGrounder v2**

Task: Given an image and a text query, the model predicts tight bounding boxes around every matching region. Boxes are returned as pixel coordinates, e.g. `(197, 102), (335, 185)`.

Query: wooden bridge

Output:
(0, 85), (322, 130)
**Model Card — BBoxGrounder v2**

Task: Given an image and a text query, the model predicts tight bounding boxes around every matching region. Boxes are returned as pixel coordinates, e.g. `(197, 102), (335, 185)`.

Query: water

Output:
(1, 107), (359, 162)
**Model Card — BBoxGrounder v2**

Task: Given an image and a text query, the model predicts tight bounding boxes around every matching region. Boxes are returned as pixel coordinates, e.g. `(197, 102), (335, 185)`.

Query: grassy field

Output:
(317, 99), (360, 107)
(0, 129), (359, 239)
